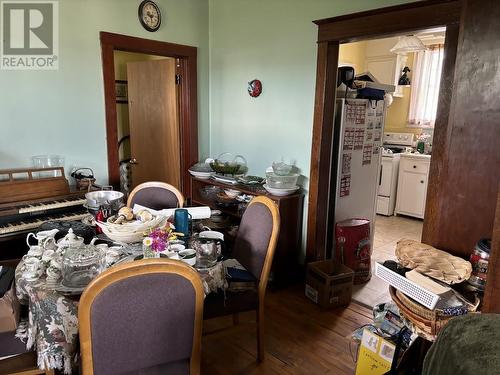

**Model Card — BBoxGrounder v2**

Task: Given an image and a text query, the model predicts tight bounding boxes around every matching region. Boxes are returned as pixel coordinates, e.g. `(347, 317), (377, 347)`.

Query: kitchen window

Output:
(408, 44), (444, 128)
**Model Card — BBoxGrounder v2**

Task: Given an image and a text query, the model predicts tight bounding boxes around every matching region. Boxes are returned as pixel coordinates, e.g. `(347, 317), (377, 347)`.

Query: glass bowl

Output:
(266, 172), (299, 189)
(272, 161), (293, 176)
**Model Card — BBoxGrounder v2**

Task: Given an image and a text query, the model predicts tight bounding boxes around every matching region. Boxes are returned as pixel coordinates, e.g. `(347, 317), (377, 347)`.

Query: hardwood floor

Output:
(202, 285), (372, 374)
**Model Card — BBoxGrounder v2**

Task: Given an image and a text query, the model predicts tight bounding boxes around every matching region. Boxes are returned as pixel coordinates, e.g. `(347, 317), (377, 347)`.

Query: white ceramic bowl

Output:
(169, 243), (186, 252)
(189, 170), (214, 179)
(263, 184), (300, 197)
(224, 189), (240, 198)
(179, 249), (196, 266)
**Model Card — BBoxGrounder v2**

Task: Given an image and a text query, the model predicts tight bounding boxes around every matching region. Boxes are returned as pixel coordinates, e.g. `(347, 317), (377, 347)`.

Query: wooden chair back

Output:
(79, 259), (204, 375)
(127, 181), (184, 209)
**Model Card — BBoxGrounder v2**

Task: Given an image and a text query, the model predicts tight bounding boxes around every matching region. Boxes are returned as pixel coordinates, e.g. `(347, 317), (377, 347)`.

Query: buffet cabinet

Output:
(190, 177), (304, 285)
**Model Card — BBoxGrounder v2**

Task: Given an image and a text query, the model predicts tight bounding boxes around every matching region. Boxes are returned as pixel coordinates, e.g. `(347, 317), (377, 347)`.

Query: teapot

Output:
(26, 229), (59, 250)
(189, 232), (225, 269)
(56, 228), (96, 252)
(62, 243), (105, 288)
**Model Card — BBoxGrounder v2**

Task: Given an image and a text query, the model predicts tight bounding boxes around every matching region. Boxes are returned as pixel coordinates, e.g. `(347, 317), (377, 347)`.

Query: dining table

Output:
(14, 240), (228, 374)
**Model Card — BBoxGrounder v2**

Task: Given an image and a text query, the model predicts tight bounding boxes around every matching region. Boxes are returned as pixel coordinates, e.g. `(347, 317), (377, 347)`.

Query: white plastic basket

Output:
(375, 262), (440, 309)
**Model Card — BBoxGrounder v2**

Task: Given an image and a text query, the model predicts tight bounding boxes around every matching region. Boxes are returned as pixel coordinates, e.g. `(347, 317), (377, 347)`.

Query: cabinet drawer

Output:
(401, 159), (430, 174)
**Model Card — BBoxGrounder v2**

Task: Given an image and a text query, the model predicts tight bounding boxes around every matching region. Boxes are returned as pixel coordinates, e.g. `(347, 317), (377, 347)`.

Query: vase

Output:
(143, 245), (160, 259)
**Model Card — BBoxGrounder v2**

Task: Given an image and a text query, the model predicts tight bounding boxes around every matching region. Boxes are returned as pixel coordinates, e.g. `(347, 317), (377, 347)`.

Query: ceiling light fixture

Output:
(390, 35), (427, 54)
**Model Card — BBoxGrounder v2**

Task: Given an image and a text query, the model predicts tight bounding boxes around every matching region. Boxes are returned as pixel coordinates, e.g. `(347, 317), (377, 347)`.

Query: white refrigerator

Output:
(332, 98), (386, 256)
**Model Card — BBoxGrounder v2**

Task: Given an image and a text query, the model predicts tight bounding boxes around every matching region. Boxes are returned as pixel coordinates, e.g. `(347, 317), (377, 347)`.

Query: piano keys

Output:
(0, 166), (90, 261)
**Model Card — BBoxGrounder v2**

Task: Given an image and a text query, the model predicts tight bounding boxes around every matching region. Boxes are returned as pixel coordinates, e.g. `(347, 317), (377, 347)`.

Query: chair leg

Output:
(232, 313), (240, 325)
(256, 307), (265, 362)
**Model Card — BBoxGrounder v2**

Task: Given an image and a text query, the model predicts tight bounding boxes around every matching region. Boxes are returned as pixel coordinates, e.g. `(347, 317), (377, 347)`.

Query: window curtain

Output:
(408, 44), (444, 128)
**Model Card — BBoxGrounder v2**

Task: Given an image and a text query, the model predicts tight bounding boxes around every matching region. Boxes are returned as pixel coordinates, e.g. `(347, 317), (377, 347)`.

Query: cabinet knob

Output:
(420, 180), (424, 184)
(413, 165), (417, 169)
(130, 158), (138, 165)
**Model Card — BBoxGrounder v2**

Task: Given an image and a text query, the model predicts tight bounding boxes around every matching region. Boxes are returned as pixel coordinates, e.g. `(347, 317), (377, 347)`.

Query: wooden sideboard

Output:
(190, 177), (304, 285)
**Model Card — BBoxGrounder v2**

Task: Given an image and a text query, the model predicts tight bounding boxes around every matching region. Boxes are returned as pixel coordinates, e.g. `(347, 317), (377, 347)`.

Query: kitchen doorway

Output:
(100, 32), (198, 198)
(336, 30), (445, 306)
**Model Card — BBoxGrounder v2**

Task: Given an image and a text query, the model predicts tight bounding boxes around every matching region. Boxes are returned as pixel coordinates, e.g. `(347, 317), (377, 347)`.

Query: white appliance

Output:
(377, 152), (400, 215)
(333, 98), (386, 254)
(376, 132), (415, 216)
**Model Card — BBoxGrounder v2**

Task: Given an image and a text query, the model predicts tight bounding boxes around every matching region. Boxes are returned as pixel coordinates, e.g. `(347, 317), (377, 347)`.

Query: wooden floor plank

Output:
(202, 285), (370, 374)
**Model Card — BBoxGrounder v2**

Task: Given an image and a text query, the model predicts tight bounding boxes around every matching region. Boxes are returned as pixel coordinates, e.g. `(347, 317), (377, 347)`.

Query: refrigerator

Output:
(332, 98), (386, 258)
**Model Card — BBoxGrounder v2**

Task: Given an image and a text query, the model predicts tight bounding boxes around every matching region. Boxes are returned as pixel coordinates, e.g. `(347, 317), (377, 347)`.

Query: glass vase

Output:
(143, 245), (160, 259)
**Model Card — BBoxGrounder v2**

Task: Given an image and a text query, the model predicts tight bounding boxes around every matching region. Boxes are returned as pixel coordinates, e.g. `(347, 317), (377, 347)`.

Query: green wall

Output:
(209, 0), (415, 257)
(0, 0), (209, 184)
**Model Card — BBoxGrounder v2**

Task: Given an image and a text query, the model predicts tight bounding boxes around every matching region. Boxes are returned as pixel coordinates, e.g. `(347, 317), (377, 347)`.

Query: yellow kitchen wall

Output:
(339, 41), (367, 72)
(385, 53), (422, 135)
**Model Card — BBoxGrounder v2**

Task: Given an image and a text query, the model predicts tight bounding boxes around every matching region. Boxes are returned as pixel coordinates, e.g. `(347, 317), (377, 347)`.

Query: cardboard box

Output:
(305, 260), (354, 309)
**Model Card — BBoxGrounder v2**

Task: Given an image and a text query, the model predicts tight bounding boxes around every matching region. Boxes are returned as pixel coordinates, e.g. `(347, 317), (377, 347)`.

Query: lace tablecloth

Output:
(15, 259), (227, 374)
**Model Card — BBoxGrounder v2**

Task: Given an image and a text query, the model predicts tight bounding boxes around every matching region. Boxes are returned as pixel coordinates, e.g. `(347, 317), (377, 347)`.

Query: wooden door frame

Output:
(307, 0), (462, 263)
(100, 32), (198, 198)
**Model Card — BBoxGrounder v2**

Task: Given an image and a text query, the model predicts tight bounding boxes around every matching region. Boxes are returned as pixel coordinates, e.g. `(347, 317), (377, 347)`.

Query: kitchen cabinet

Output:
(395, 154), (431, 219)
(364, 37), (408, 98)
(190, 177), (304, 285)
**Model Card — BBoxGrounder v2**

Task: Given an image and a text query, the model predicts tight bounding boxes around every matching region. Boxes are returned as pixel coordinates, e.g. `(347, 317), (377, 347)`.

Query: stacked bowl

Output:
(263, 162), (300, 196)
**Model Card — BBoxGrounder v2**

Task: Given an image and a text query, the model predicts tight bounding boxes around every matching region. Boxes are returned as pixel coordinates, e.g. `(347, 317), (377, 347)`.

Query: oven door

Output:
(378, 158), (393, 197)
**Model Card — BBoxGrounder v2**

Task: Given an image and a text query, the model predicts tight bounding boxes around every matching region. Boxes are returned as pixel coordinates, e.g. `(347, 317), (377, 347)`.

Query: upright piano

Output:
(0, 167), (88, 261)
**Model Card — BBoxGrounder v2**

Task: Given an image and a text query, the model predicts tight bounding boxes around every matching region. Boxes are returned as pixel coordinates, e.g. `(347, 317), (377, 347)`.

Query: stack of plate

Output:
(263, 165), (300, 196)
(263, 184), (300, 197)
(189, 161), (214, 180)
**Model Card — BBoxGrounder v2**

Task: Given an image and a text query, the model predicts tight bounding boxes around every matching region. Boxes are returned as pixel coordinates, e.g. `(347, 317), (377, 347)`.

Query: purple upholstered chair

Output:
(203, 196), (280, 362)
(0, 331), (53, 374)
(127, 182), (184, 210)
(78, 259), (204, 375)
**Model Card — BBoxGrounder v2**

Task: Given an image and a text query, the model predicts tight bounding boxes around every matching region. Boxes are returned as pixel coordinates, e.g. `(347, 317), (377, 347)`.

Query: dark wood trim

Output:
(315, 0), (461, 43)
(421, 24), (459, 246)
(306, 41), (339, 261)
(483, 185), (500, 313)
(100, 32), (198, 198)
(307, 0), (462, 261)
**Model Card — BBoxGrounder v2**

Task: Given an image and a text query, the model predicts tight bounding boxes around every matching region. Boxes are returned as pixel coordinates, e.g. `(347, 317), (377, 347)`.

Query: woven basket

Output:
(395, 239), (472, 284)
(389, 286), (480, 341)
(389, 287), (448, 340)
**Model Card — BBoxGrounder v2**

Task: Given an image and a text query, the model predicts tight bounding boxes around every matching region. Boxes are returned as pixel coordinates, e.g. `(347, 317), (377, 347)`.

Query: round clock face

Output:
(138, 1), (161, 32)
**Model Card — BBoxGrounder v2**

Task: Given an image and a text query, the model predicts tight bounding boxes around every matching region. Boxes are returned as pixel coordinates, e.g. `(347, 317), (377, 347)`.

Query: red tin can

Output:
(335, 218), (371, 284)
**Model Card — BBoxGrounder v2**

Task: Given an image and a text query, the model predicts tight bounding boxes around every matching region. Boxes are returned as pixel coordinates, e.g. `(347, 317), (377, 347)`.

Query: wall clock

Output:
(138, 0), (161, 32)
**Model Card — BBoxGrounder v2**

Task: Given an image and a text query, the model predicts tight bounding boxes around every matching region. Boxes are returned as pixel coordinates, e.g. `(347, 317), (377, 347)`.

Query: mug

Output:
(174, 209), (192, 237)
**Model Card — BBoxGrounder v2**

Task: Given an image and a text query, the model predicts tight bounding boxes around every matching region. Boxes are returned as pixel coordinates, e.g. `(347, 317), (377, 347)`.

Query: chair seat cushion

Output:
(0, 331), (28, 357)
(203, 290), (258, 320)
(123, 358), (189, 375)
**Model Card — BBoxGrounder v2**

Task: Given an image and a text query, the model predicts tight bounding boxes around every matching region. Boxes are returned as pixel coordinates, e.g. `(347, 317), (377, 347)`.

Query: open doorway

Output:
(114, 51), (181, 194)
(336, 30), (446, 305)
(100, 32), (198, 198)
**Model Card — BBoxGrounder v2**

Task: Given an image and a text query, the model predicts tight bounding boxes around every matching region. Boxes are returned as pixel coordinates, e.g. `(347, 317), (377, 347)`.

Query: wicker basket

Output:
(389, 287), (478, 341)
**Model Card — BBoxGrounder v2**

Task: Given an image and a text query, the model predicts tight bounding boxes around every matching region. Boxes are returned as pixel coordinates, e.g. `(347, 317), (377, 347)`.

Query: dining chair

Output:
(203, 196), (280, 362)
(79, 259), (204, 375)
(0, 331), (54, 375)
(127, 181), (184, 210)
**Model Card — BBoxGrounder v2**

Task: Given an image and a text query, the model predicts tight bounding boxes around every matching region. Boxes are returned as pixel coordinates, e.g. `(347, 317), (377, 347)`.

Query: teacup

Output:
(27, 246), (43, 258)
(179, 249), (196, 266)
(24, 257), (41, 274)
(169, 244), (186, 252)
(41, 250), (55, 263)
(46, 266), (61, 280)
